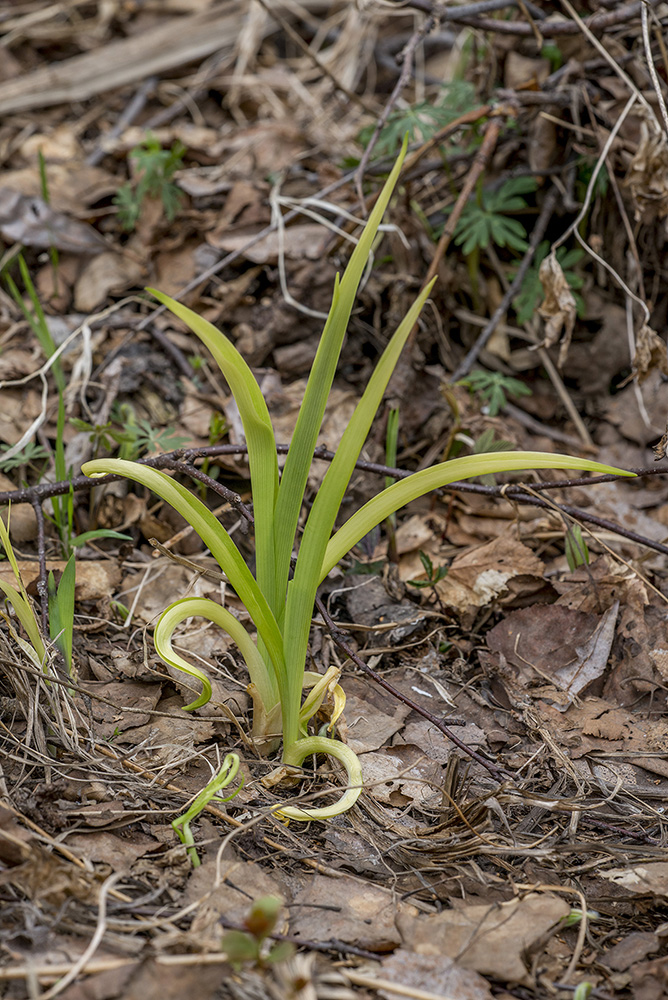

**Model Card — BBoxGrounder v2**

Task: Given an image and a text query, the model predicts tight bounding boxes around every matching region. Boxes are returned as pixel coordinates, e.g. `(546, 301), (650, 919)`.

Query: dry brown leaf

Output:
(379, 951), (493, 1000)
(291, 873), (415, 952)
(344, 693), (410, 754)
(360, 745), (444, 808)
(435, 536), (545, 623)
(601, 863), (668, 898)
(633, 323), (668, 384)
(0, 188), (108, 254)
(0, 560), (120, 601)
(654, 423), (668, 462)
(626, 119), (668, 222)
(74, 251), (144, 312)
(487, 602), (619, 705)
(537, 250), (577, 366)
(397, 892), (570, 986)
(211, 223), (331, 264)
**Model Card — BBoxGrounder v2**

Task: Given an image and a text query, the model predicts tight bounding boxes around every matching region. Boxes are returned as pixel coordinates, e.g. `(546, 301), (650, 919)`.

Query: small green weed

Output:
(74, 406), (189, 461)
(0, 441), (50, 476)
(114, 133), (185, 232)
(357, 81), (477, 162)
(407, 549), (448, 590)
(458, 369), (532, 416)
(172, 752), (242, 866)
(564, 523), (590, 572)
(221, 896), (293, 970)
(452, 177), (538, 255)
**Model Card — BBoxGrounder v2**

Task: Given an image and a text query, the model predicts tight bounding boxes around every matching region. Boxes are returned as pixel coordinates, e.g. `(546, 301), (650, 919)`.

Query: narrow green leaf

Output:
(146, 290), (280, 613)
(281, 278), (435, 747)
(320, 453), (635, 581)
(49, 553), (75, 673)
(272, 136), (411, 623)
(0, 578), (46, 663)
(154, 597), (278, 713)
(70, 529), (132, 547)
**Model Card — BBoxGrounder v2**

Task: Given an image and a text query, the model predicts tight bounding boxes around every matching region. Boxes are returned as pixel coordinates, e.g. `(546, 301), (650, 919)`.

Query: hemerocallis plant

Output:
(83, 140), (634, 821)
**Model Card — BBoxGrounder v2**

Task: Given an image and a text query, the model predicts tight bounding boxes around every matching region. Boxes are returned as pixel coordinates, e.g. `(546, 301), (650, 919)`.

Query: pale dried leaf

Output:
(0, 188), (108, 254)
(397, 893), (570, 986)
(633, 323), (668, 384)
(537, 250), (577, 366)
(379, 951), (493, 1000)
(626, 119), (668, 222)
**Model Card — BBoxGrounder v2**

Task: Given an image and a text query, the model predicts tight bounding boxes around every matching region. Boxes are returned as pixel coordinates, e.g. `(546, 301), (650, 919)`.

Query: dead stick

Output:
(421, 117), (503, 294)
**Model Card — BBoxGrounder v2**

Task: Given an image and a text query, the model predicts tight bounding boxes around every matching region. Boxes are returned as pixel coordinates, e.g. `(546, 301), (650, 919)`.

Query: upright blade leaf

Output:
(320, 453), (635, 581)
(146, 290), (280, 612)
(271, 136), (411, 618)
(280, 280), (435, 744)
(49, 553), (75, 673)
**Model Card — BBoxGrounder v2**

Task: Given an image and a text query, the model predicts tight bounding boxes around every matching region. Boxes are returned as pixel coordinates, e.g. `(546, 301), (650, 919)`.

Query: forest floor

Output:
(1, 2), (668, 999)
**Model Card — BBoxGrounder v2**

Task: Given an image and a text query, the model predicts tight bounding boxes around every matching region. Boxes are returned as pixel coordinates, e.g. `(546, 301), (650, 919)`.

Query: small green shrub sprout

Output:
(458, 369), (532, 417)
(83, 140), (634, 821)
(114, 133), (185, 232)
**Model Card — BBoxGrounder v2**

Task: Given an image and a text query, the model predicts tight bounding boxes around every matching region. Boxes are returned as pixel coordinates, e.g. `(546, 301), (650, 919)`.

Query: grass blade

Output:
(271, 137), (411, 621)
(48, 553), (75, 673)
(146, 290), (281, 612)
(320, 453), (635, 580)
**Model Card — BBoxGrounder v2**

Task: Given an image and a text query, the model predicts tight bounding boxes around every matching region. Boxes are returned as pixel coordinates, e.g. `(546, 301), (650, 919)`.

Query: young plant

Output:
(114, 133), (185, 232)
(172, 752), (242, 866)
(221, 896), (293, 969)
(453, 177), (537, 256)
(83, 140), (633, 821)
(0, 513), (46, 669)
(457, 369), (532, 417)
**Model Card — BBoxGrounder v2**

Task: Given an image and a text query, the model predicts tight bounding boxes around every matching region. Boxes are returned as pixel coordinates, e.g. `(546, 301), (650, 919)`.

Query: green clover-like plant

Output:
(83, 140), (633, 821)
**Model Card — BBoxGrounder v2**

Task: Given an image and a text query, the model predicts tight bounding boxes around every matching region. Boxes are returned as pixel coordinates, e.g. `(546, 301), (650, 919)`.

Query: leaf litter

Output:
(1, 3), (668, 999)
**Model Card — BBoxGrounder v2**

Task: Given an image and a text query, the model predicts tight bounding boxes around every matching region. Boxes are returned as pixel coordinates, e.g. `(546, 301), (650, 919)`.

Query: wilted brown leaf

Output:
(537, 250), (577, 366)
(397, 892), (570, 986)
(626, 119), (668, 222)
(633, 323), (668, 384)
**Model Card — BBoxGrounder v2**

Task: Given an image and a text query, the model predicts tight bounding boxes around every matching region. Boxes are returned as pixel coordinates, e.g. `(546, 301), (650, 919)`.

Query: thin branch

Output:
(1, 447), (666, 557)
(404, 0), (661, 36)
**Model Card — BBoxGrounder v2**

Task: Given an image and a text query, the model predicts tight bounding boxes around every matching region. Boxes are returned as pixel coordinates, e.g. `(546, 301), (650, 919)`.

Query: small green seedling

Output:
(83, 139), (634, 821)
(172, 752), (242, 866)
(114, 133), (185, 232)
(221, 896), (293, 969)
(48, 554), (75, 674)
(565, 523), (590, 572)
(357, 81), (477, 162)
(458, 369), (532, 417)
(452, 177), (538, 256)
(407, 550), (448, 590)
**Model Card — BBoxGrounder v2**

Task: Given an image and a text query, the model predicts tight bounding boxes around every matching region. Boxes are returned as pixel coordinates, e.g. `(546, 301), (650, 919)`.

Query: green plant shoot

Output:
(83, 139), (634, 822)
(172, 752), (242, 866)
